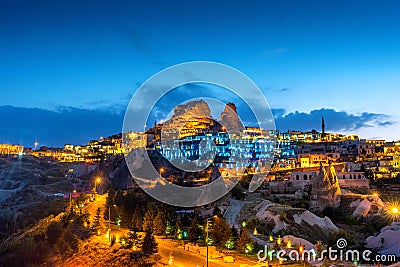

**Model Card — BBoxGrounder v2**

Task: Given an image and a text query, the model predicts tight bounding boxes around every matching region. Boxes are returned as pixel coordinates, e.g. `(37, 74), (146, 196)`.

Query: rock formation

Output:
(162, 100), (214, 139)
(219, 102), (244, 133)
(309, 162), (341, 211)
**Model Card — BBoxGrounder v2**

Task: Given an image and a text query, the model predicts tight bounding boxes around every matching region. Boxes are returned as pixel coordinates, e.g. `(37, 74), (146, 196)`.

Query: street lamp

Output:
(205, 215), (218, 267)
(69, 189), (77, 208)
(385, 200), (400, 221)
(94, 177), (101, 195)
(158, 168), (166, 185)
(108, 204), (117, 242)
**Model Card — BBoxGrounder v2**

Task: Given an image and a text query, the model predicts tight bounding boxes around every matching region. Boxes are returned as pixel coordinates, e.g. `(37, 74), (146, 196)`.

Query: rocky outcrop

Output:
(219, 102), (244, 133)
(162, 100), (212, 138)
(309, 163), (341, 211)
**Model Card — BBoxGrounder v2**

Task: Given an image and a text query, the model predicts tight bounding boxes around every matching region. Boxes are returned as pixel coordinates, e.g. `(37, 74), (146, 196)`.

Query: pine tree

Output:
(175, 215), (183, 240)
(127, 230), (141, 249)
(231, 225), (239, 239)
(93, 207), (101, 228)
(143, 209), (155, 232)
(131, 205), (143, 231)
(237, 228), (254, 254)
(188, 216), (202, 242)
(153, 210), (166, 236)
(141, 229), (158, 254)
(211, 217), (231, 245)
(213, 206), (222, 218)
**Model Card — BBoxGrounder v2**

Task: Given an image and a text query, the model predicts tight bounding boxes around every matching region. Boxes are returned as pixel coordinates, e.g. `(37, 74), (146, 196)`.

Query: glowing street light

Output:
(392, 207), (399, 214)
(108, 204), (117, 242)
(385, 200), (400, 221)
(205, 215), (218, 267)
(299, 243), (304, 253)
(94, 177), (101, 195)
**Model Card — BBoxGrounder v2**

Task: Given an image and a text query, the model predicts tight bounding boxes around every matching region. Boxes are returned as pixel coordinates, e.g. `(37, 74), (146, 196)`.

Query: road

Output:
(224, 198), (249, 229)
(86, 193), (107, 217)
(157, 239), (258, 267)
(158, 239), (222, 267)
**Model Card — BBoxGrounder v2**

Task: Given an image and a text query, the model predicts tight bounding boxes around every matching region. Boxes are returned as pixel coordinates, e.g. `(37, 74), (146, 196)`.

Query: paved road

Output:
(157, 239), (242, 267)
(224, 198), (271, 248)
(224, 198), (249, 229)
(86, 193), (107, 217)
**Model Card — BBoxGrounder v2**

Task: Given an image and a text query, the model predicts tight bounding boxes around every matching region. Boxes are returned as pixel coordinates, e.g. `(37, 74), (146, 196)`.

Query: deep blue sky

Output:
(1, 0), (399, 146)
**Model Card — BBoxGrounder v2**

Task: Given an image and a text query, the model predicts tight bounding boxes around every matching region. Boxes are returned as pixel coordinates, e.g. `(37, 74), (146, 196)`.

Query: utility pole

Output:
(108, 204), (116, 242)
(206, 217), (210, 267)
(205, 215), (216, 267)
(108, 205), (111, 242)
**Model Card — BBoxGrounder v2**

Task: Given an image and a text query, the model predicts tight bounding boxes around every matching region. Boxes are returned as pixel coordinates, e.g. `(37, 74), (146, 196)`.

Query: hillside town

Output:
(1, 101), (400, 266)
(1, 103), (399, 184)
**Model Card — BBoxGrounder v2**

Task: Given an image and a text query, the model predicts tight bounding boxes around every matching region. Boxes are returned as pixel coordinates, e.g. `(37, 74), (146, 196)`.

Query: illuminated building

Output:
(0, 144), (24, 155)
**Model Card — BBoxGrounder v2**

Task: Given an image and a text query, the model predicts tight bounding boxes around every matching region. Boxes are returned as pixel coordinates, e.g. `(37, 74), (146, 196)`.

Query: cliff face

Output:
(107, 154), (134, 189)
(219, 102), (244, 133)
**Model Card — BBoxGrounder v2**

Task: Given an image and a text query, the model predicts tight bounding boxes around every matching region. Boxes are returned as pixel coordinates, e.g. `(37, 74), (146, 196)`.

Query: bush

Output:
(231, 185), (245, 200)
(141, 230), (158, 254)
(46, 221), (64, 244)
(326, 230), (355, 248)
(246, 217), (274, 235)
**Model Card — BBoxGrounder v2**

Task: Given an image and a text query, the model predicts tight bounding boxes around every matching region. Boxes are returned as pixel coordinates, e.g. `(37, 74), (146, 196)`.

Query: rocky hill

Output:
(219, 102), (244, 133)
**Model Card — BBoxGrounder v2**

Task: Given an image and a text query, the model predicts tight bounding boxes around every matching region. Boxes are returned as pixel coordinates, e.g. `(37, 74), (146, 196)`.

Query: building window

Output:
(296, 175), (299, 180)
(304, 174), (307, 180)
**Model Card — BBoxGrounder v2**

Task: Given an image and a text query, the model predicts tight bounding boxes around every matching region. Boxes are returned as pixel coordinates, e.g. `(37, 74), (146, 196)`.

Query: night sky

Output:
(1, 0), (399, 146)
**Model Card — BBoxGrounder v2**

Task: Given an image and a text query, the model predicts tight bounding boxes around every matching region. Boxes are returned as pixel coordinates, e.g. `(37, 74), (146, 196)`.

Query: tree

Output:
(93, 207), (101, 228)
(132, 205), (143, 231)
(314, 240), (327, 257)
(279, 212), (289, 223)
(231, 184), (245, 200)
(104, 189), (117, 221)
(127, 230), (141, 249)
(213, 206), (222, 218)
(143, 209), (155, 232)
(188, 216), (202, 242)
(211, 217), (231, 245)
(175, 215), (183, 240)
(231, 226), (239, 239)
(237, 228), (254, 254)
(141, 229), (158, 254)
(153, 210), (167, 236)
